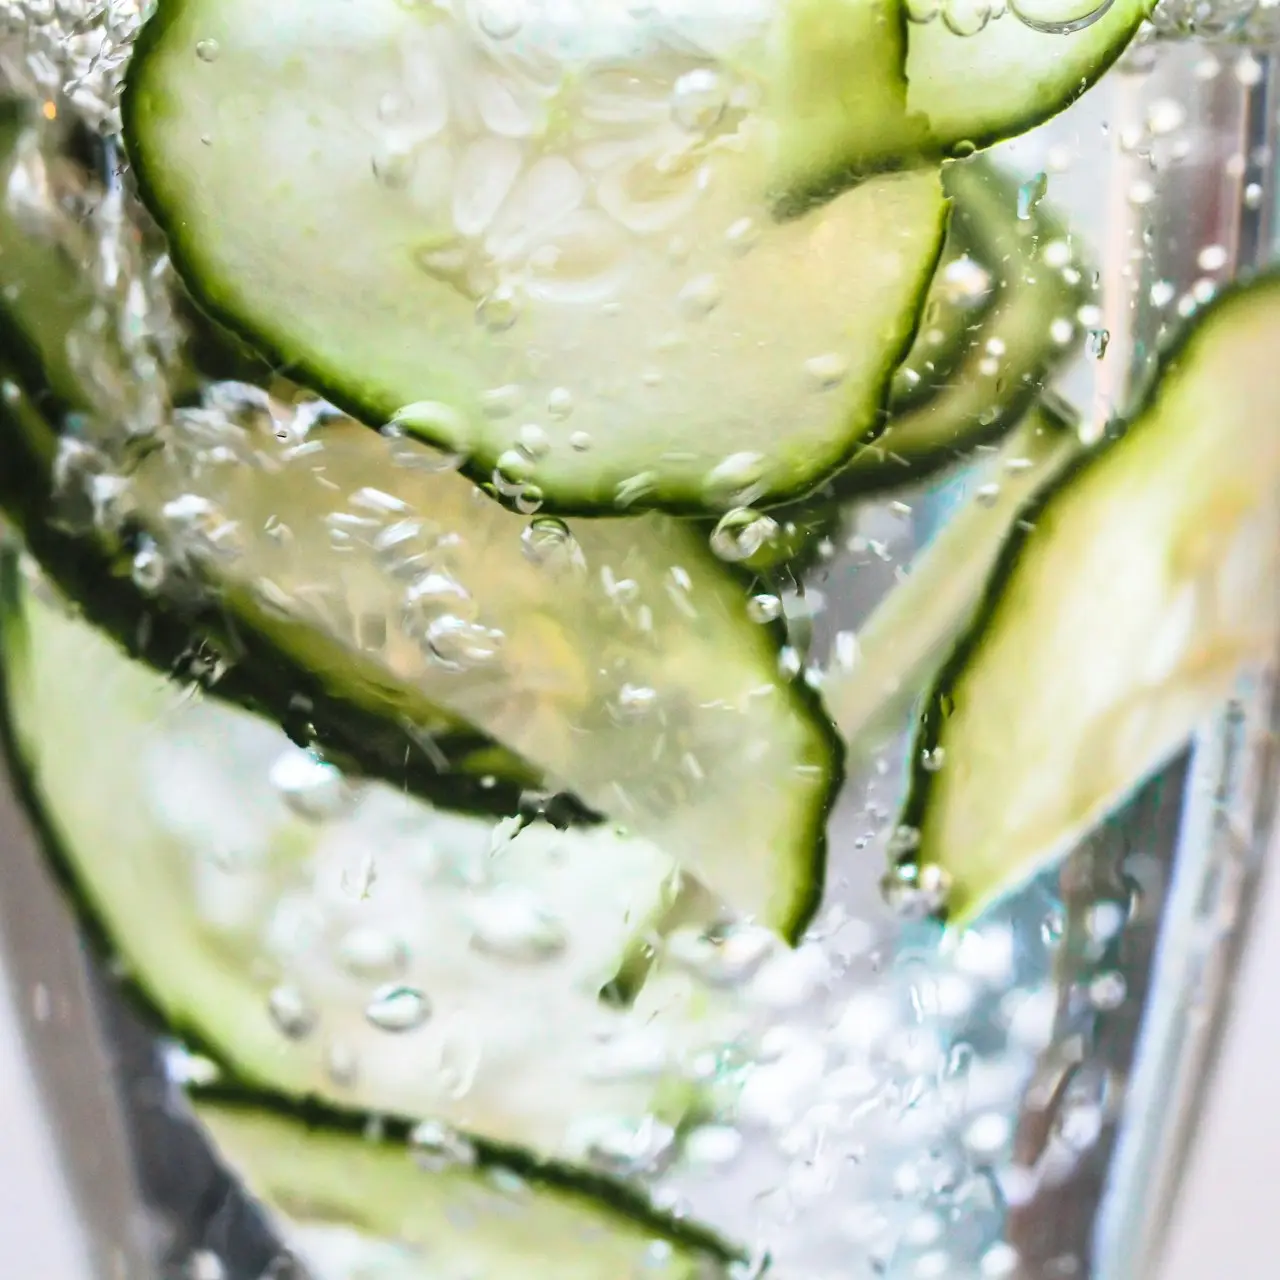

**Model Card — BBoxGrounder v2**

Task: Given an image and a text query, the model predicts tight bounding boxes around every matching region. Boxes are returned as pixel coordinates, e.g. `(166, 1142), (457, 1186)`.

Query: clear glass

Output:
(0, 5), (1277, 1280)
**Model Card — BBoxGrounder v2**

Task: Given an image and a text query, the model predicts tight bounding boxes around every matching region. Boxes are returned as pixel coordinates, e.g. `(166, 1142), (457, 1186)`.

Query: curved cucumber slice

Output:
(834, 158), (1088, 493)
(123, 0), (947, 514)
(0, 116), (837, 939)
(194, 1101), (741, 1278)
(826, 398), (1081, 755)
(1, 569), (753, 1159)
(896, 277), (1280, 928)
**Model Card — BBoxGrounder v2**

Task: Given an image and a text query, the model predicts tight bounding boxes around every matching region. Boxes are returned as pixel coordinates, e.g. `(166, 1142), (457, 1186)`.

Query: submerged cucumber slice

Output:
(1, 568), (755, 1159)
(123, 0), (947, 514)
(826, 398), (1082, 755)
(834, 158), (1088, 493)
(0, 115), (837, 939)
(194, 1101), (740, 1278)
(895, 277), (1280, 927)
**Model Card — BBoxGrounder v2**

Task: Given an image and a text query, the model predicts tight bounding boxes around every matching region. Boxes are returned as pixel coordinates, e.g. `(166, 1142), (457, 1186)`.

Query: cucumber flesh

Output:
(0, 115), (837, 939)
(896, 277), (1280, 927)
(826, 398), (1082, 756)
(194, 1101), (739, 1279)
(123, 0), (947, 514)
(1, 569), (750, 1161)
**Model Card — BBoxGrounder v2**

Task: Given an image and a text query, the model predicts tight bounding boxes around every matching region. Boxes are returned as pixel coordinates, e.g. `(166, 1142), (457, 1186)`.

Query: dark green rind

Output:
(0, 607), (745, 1269)
(121, 0), (949, 518)
(190, 1087), (747, 1268)
(826, 157), (1089, 496)
(893, 270), (1280, 926)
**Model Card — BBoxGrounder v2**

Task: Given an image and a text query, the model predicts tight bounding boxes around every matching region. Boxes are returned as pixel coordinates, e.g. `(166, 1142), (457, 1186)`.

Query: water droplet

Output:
(337, 927), (409, 980)
(1197, 243), (1229, 272)
(267, 985), (316, 1040)
(195, 37), (220, 62)
(467, 886), (567, 961)
(425, 616), (504, 669)
(748, 594), (783, 624)
(364, 984), (431, 1032)
(677, 273), (722, 318)
(710, 508), (779, 562)
(473, 0), (524, 39)
(410, 1119), (477, 1170)
(881, 861), (952, 919)
(671, 68), (727, 132)
(804, 352), (850, 389)
(1017, 171), (1048, 220)
(269, 749), (354, 822)
(1086, 327), (1110, 359)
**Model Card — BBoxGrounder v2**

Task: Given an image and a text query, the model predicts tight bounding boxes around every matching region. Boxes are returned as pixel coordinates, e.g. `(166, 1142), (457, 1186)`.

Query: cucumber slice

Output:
(826, 397), (1082, 755)
(0, 115), (838, 939)
(833, 158), (1088, 493)
(1, 566), (752, 1160)
(123, 0), (947, 515)
(193, 1100), (741, 1278)
(894, 277), (1280, 927)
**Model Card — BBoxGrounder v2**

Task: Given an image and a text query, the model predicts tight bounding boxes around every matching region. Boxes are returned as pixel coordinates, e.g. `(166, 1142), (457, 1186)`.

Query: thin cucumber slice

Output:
(193, 1100), (741, 1278)
(895, 277), (1280, 928)
(123, 0), (947, 515)
(0, 115), (838, 939)
(825, 398), (1081, 756)
(0, 568), (754, 1160)
(832, 158), (1088, 493)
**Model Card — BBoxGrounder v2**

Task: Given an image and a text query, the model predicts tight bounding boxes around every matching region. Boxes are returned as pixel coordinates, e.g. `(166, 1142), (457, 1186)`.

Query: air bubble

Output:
(1197, 243), (1229, 272)
(804, 352), (851, 389)
(748, 593), (783, 624)
(942, 0), (992, 35)
(267, 985), (316, 1040)
(704, 451), (768, 506)
(473, 0), (524, 39)
(520, 516), (582, 570)
(410, 1119), (477, 1169)
(906, 0), (941, 19)
(671, 68), (727, 132)
(921, 745), (947, 771)
(546, 387), (575, 418)
(388, 400), (470, 452)
(337, 927), (409, 980)
(569, 430), (593, 451)
(725, 217), (759, 254)
(611, 683), (659, 719)
(577, 1115), (676, 1174)
(1086, 328), (1110, 359)
(364, 984), (431, 1032)
(1009, 0), (1115, 32)
(1017, 171), (1048, 220)
(131, 538), (166, 593)
(477, 284), (522, 332)
(677, 273), (723, 318)
(467, 886), (568, 960)
(425, 616), (504, 668)
(517, 422), (550, 459)
(710, 508), (779, 562)
(665, 923), (776, 986)
(940, 255), (992, 306)
(194, 38), (220, 62)
(881, 861), (952, 919)
(269, 749), (354, 822)
(493, 448), (534, 494)
(1146, 98), (1186, 136)
(1089, 970), (1127, 1010)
